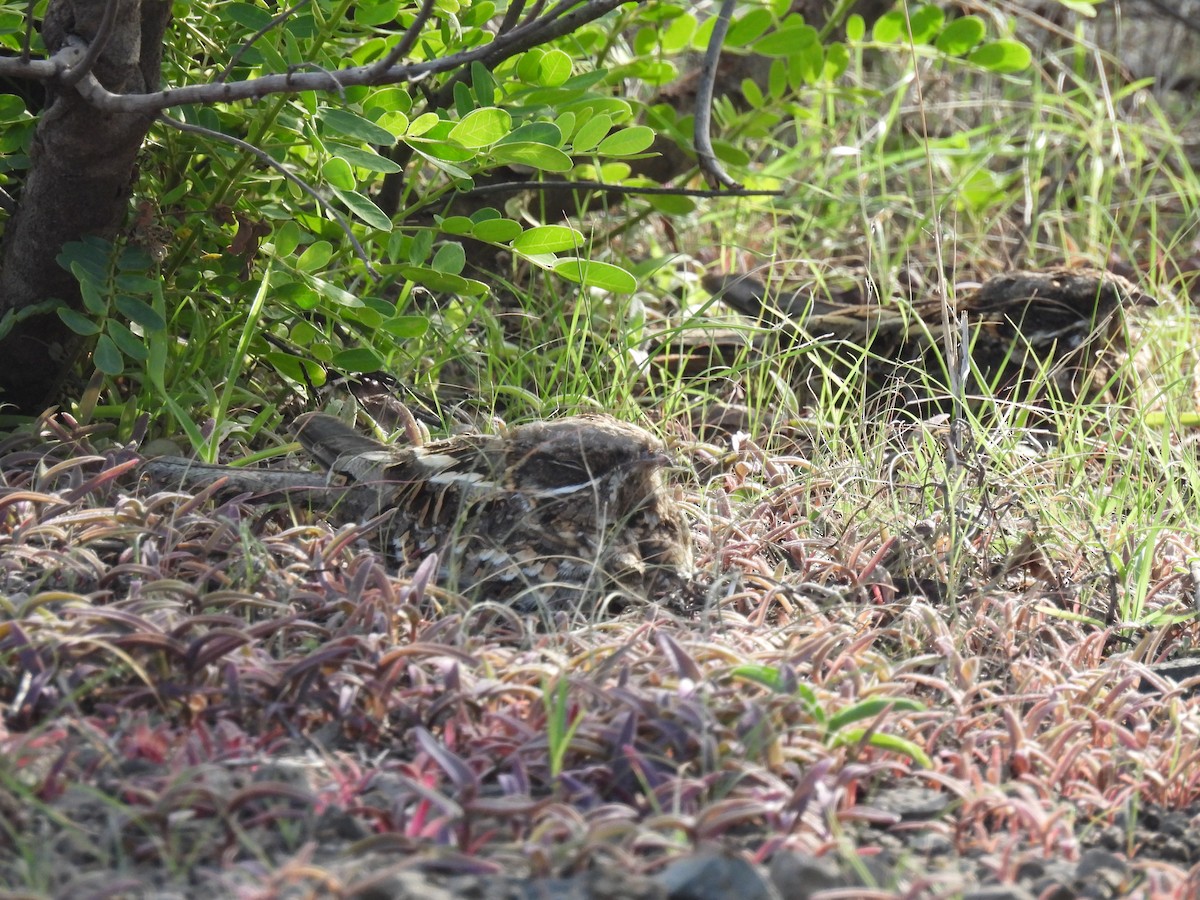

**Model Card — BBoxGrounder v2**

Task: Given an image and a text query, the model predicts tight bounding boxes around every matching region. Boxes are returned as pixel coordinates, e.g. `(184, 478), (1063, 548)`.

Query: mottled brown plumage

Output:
(148, 414), (693, 611)
(702, 266), (1154, 412)
(291, 413), (692, 610)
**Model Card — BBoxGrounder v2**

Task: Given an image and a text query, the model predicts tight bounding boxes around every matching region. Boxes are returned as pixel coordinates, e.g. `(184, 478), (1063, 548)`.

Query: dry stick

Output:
(694, 0), (741, 191)
(59, 0), (119, 88)
(38, 0), (627, 113)
(424, 0), (606, 109)
(156, 112), (380, 280)
(458, 179), (779, 199)
(369, 0), (438, 77)
(520, 0), (549, 28)
(218, 0), (312, 83)
(20, 0), (32, 63)
(498, 0), (528, 35)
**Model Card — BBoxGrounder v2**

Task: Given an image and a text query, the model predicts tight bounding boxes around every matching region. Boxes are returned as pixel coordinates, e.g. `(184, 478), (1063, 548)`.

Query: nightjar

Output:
(701, 266), (1153, 412)
(148, 413), (693, 611)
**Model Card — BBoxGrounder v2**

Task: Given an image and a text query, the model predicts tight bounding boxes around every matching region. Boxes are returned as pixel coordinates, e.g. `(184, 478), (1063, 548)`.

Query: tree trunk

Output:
(0, 0), (170, 415)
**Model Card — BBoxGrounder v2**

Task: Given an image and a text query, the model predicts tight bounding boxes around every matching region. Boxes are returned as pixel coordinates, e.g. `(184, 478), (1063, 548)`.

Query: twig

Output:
(370, 0), (437, 76)
(218, 0), (311, 83)
(59, 0), (118, 87)
(498, 0), (528, 35)
(458, 179), (781, 199)
(157, 113), (381, 280)
(48, 0), (628, 114)
(21, 0), (33, 63)
(426, 0), (617, 107)
(693, 0), (741, 190)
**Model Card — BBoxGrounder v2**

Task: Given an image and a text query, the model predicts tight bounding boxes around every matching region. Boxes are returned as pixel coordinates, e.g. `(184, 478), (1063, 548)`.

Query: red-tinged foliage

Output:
(0, 413), (1196, 897)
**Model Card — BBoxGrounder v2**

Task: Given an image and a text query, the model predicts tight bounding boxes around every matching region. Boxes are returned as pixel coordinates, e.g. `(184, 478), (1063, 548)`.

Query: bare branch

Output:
(61, 0), (628, 114)
(218, 0), (311, 83)
(0, 41), (81, 80)
(21, 0), (34, 63)
(694, 0), (741, 191)
(458, 180), (781, 199)
(157, 114), (381, 280)
(369, 0), (437, 77)
(59, 0), (119, 87)
(520, 1), (548, 28)
(426, 0), (621, 108)
(498, 0), (527, 35)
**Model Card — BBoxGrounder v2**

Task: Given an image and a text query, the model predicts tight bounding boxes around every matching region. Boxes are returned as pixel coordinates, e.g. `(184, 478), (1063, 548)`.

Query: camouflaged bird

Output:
(147, 413), (693, 612)
(701, 266), (1154, 412)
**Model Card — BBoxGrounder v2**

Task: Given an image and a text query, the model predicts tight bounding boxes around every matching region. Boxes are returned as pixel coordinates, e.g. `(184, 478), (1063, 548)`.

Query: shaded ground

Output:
(2, 415), (1200, 898)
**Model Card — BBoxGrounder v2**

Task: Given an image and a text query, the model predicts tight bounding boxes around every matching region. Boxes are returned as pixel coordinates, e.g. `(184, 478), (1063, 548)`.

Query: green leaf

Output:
(830, 729), (932, 768)
(409, 229), (433, 265)
(106, 320), (148, 361)
(968, 40), (1032, 73)
(332, 348), (384, 372)
(407, 138), (475, 163)
(399, 265), (489, 296)
(297, 240), (334, 271)
(58, 307), (101, 336)
(364, 86), (413, 114)
(538, 48), (573, 86)
(662, 12), (696, 52)
(552, 258), (636, 293)
(381, 315), (429, 338)
(448, 107), (512, 148)
(222, 4), (274, 30)
(646, 193), (696, 216)
(93, 333), (123, 376)
(306, 273), (363, 307)
(597, 125), (654, 157)
(845, 14), (865, 42)
(824, 42), (849, 81)
(471, 218), (523, 243)
(872, 10), (904, 42)
(432, 242), (466, 275)
(571, 113), (612, 152)
(726, 8), (773, 46)
(75, 272), (108, 316)
(517, 49), (544, 84)
(935, 15), (985, 55)
(61, 239), (111, 282)
(114, 272), (158, 292)
(827, 697), (926, 734)
(114, 295), (166, 331)
(0, 95), (26, 123)
(908, 4), (945, 43)
(471, 61), (497, 106)
(355, 0), (400, 27)
(264, 351), (326, 384)
(318, 107), (396, 145)
(274, 221), (302, 257)
(753, 24), (817, 57)
(331, 186), (393, 231)
(406, 112), (440, 137)
(498, 122), (564, 147)
(489, 142), (573, 172)
(511, 225), (583, 254)
(322, 157), (356, 190)
(730, 664), (787, 692)
(438, 215), (475, 235)
(328, 143), (403, 173)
